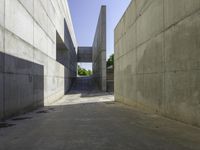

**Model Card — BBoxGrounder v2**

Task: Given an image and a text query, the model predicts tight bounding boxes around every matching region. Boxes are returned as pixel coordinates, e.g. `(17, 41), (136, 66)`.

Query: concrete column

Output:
(92, 6), (107, 91)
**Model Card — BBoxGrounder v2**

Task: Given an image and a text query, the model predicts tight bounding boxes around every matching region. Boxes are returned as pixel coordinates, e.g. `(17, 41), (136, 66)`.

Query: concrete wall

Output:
(93, 6), (107, 91)
(107, 66), (114, 92)
(0, 0), (77, 119)
(114, 0), (200, 126)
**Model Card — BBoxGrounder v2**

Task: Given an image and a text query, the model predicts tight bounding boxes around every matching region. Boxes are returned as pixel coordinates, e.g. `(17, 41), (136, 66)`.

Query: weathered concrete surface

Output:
(0, 0), (77, 119)
(114, 0), (200, 126)
(1, 89), (200, 150)
(93, 6), (107, 92)
(0, 73), (3, 119)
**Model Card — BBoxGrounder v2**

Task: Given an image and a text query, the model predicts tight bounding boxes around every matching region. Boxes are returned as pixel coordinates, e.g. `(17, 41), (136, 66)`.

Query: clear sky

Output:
(68, 0), (131, 70)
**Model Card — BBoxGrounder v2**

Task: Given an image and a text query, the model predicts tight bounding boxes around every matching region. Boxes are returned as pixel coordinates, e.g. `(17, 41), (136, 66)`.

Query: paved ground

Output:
(0, 77), (200, 150)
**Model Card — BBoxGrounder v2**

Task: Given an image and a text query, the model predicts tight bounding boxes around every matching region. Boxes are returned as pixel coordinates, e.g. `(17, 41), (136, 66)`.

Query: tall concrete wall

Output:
(115, 0), (200, 126)
(93, 6), (107, 91)
(0, 0), (77, 119)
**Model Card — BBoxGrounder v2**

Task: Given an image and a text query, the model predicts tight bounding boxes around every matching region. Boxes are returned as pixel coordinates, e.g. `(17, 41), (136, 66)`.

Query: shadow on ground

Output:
(69, 76), (112, 98)
(1, 77), (200, 150)
(1, 100), (200, 150)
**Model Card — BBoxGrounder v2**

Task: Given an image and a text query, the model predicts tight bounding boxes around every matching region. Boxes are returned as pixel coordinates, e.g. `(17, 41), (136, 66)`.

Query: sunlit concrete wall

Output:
(93, 6), (107, 91)
(114, 0), (200, 126)
(0, 0), (77, 119)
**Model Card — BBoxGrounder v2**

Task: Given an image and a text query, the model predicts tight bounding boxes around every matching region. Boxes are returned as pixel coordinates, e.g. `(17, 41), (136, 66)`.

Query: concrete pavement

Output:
(0, 78), (200, 150)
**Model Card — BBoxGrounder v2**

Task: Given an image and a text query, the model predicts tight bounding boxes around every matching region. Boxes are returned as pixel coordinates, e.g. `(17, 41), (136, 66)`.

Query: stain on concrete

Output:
(12, 117), (32, 121)
(0, 122), (15, 128)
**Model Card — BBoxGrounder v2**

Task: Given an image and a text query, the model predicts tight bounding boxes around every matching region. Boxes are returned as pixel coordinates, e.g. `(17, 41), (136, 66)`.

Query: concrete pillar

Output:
(92, 6), (107, 91)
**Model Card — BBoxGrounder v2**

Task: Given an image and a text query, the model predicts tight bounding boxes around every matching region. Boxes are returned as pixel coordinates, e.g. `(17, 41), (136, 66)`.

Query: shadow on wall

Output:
(69, 76), (102, 97)
(56, 19), (77, 94)
(0, 52), (44, 120)
(56, 32), (69, 94)
(64, 19), (77, 93)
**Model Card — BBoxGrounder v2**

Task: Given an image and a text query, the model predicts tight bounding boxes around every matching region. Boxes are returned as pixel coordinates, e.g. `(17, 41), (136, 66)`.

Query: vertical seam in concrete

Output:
(2, 0), (5, 120)
(135, 0), (138, 105)
(33, 0), (35, 106)
(17, 0), (54, 43)
(163, 0), (166, 113)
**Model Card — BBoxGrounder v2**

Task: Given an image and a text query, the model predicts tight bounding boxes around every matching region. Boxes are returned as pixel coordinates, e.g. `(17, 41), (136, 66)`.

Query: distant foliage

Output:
(107, 54), (114, 67)
(78, 65), (93, 76)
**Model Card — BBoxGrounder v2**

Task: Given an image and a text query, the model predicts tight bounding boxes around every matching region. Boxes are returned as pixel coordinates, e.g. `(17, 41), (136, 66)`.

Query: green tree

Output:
(88, 70), (92, 76)
(107, 54), (114, 67)
(78, 65), (93, 76)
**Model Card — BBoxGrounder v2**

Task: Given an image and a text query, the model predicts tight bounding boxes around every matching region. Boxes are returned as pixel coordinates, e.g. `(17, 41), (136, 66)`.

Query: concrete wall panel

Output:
(143, 34), (164, 74)
(33, 74), (44, 106)
(44, 76), (64, 105)
(136, 0), (164, 45)
(143, 73), (163, 111)
(126, 23), (137, 52)
(34, 23), (48, 55)
(136, 44), (145, 74)
(5, 0), (33, 45)
(4, 73), (34, 117)
(5, 30), (34, 62)
(4, 73), (19, 117)
(0, 73), (3, 119)
(47, 57), (64, 77)
(47, 1), (56, 25)
(164, 71), (200, 126)
(0, 0), (4, 27)
(0, 15), (3, 119)
(165, 12), (200, 72)
(34, 0), (48, 34)
(0, 26), (4, 53)
(124, 1), (136, 30)
(47, 36), (56, 59)
(4, 52), (33, 75)
(19, 0), (34, 16)
(164, 0), (200, 28)
(47, 17), (56, 42)
(39, 0), (48, 12)
(33, 48), (48, 76)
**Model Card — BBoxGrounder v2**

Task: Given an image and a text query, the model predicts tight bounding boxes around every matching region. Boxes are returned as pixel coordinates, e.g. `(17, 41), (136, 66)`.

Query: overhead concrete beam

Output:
(77, 47), (92, 63)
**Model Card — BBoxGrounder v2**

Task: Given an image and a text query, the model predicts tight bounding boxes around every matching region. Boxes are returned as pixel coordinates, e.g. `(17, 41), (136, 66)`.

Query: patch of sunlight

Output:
(46, 93), (114, 106)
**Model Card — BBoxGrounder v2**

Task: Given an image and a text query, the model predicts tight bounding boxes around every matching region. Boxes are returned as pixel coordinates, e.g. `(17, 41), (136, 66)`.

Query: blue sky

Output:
(68, 0), (131, 70)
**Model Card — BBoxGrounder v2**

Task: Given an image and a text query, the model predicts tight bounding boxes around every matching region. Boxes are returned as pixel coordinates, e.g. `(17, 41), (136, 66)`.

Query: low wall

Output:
(107, 67), (114, 92)
(114, 0), (200, 126)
